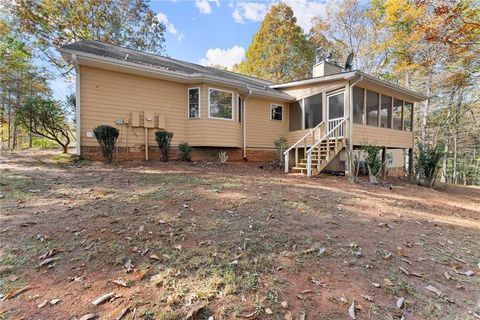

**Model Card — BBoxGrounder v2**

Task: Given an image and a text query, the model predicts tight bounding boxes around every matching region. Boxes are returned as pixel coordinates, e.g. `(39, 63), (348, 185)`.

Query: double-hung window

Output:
(188, 88), (200, 119)
(209, 88), (233, 120)
(271, 104), (283, 121)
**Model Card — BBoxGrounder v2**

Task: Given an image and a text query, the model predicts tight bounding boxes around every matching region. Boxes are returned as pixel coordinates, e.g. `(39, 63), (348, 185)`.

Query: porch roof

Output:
(270, 71), (428, 102)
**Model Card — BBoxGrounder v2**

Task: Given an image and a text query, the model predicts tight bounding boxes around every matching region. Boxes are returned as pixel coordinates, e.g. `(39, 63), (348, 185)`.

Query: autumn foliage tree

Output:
(11, 0), (166, 72)
(234, 3), (315, 82)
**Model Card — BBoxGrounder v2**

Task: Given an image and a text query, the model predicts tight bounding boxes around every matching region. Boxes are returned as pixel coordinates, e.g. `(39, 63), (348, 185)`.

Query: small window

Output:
(238, 96), (242, 123)
(404, 102), (413, 131)
(188, 88), (200, 119)
(209, 88), (233, 120)
(271, 105), (283, 121)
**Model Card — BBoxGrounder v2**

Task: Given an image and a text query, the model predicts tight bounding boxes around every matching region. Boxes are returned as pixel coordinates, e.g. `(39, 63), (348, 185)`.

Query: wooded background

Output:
(1, 0), (478, 185)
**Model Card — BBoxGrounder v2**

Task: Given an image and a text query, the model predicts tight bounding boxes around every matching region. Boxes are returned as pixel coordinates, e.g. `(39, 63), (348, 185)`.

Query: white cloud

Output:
(232, 2), (268, 24)
(199, 45), (246, 70)
(230, 1), (327, 32)
(281, 0), (327, 32)
(195, 0), (212, 14)
(156, 12), (185, 43)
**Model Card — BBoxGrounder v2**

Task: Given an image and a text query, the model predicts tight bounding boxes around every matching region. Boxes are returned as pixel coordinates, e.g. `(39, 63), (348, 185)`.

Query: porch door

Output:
(327, 91), (345, 135)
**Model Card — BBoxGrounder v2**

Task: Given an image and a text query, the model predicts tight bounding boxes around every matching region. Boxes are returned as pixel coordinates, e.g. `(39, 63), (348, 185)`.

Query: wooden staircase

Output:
(291, 138), (345, 175)
(284, 117), (348, 177)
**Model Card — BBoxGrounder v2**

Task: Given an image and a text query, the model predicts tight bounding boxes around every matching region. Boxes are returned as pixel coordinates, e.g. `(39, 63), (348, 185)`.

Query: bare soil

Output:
(1, 149), (479, 320)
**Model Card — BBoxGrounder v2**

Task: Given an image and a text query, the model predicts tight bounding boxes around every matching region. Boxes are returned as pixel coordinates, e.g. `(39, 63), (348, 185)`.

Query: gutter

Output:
(59, 48), (294, 102)
(243, 85), (253, 159)
(72, 54), (81, 156)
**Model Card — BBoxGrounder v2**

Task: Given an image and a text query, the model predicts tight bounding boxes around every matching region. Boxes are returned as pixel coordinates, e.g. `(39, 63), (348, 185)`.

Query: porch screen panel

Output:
(380, 95), (392, 128)
(404, 102), (413, 131)
(289, 101), (302, 131)
(366, 90), (379, 126)
(352, 87), (364, 124)
(393, 99), (403, 130)
(328, 93), (344, 119)
(304, 93), (323, 129)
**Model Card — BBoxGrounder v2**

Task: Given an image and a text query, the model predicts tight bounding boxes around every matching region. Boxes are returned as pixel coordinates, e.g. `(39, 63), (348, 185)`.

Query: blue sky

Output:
(50, 0), (328, 99)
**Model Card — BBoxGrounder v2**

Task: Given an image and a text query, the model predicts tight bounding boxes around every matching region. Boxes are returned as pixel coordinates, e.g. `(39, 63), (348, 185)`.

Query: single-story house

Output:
(59, 40), (427, 176)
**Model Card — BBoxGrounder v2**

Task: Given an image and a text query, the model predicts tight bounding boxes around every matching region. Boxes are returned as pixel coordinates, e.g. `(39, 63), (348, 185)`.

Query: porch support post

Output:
(408, 148), (414, 182)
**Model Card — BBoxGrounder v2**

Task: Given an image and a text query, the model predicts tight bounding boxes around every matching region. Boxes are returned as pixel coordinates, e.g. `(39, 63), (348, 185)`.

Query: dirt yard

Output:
(1, 150), (479, 320)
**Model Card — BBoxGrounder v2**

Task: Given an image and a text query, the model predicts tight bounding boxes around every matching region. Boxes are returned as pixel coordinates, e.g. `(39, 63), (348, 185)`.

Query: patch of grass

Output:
(242, 272), (258, 291)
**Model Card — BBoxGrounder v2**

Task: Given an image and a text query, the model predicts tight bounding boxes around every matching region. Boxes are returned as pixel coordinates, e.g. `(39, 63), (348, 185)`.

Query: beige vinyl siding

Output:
(280, 80), (347, 100)
(352, 124), (413, 148)
(80, 66), (186, 147)
(246, 97), (289, 149)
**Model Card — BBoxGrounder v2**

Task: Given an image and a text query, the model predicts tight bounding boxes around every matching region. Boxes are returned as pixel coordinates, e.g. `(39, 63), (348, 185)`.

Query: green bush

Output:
(178, 142), (192, 161)
(155, 130), (174, 162)
(93, 125), (119, 163)
(415, 142), (444, 187)
(273, 136), (287, 167)
(362, 144), (383, 183)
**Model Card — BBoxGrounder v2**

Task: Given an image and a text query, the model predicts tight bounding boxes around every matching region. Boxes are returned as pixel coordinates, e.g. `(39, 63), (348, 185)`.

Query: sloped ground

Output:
(0, 150), (479, 320)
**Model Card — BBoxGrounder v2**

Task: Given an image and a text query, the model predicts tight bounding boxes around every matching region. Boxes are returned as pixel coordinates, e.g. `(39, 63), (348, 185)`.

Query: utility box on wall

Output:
(144, 111), (155, 128)
(157, 115), (166, 129)
(131, 112), (140, 127)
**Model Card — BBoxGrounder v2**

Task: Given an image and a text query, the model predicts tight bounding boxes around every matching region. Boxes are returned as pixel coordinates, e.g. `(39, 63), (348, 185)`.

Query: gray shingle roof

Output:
(61, 40), (291, 100)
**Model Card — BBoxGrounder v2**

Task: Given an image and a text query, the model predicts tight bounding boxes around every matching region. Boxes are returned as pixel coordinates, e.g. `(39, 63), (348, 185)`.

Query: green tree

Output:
(234, 3), (315, 82)
(16, 96), (72, 153)
(12, 0), (166, 71)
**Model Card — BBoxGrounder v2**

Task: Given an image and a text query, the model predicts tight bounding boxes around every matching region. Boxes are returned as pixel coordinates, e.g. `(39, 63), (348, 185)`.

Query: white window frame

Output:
(188, 87), (201, 119)
(208, 87), (234, 121)
(270, 104), (284, 121)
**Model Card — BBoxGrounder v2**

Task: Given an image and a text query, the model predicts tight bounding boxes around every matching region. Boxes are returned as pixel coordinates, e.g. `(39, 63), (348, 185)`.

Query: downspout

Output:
(72, 54), (81, 156)
(243, 85), (252, 160)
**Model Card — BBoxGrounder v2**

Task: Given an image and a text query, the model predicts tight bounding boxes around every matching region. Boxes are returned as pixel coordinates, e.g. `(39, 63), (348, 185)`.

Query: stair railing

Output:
(283, 121), (325, 173)
(306, 117), (348, 177)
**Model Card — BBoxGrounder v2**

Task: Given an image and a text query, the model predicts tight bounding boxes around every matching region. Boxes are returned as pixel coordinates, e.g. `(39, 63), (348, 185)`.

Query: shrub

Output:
(415, 142), (444, 187)
(178, 142), (192, 161)
(273, 136), (287, 168)
(93, 125), (119, 163)
(362, 144), (383, 183)
(219, 151), (228, 164)
(155, 130), (174, 162)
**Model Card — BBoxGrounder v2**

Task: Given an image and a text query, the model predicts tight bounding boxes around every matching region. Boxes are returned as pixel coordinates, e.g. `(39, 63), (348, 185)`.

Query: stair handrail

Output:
(306, 117), (348, 176)
(283, 120), (325, 173)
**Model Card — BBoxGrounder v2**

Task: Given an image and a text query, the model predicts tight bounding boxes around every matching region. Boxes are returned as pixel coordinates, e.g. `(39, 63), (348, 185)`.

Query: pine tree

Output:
(234, 3), (315, 83)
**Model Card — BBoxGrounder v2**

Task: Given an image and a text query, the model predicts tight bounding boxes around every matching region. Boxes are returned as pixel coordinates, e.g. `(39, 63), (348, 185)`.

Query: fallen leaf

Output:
(1, 285), (31, 301)
(39, 248), (60, 260)
(281, 301), (288, 309)
(111, 306), (129, 320)
(124, 259), (133, 273)
(50, 298), (61, 305)
(265, 308), (273, 315)
(359, 294), (373, 302)
(284, 311), (293, 320)
(425, 285), (442, 297)
(92, 292), (115, 305)
(38, 300), (48, 308)
(79, 314), (96, 320)
(399, 267), (410, 275)
(372, 283), (381, 288)
(443, 272), (451, 280)
(348, 301), (356, 319)
(149, 254), (160, 261)
(112, 279), (128, 287)
(185, 303), (206, 319)
(396, 297), (404, 309)
(464, 270), (474, 276)
(384, 278), (394, 286)
(299, 311), (306, 320)
(39, 257), (60, 267)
